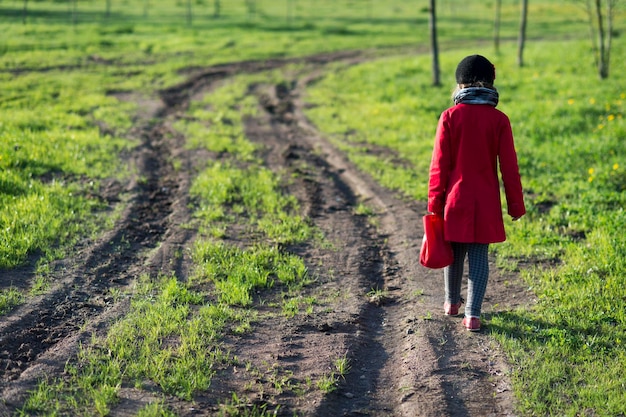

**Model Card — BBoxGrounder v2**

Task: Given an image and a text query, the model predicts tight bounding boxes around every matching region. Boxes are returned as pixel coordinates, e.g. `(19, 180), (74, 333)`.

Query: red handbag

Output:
(420, 214), (454, 269)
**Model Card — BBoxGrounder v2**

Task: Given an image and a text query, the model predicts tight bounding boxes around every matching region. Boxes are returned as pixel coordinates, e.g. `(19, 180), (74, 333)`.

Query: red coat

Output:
(428, 103), (525, 243)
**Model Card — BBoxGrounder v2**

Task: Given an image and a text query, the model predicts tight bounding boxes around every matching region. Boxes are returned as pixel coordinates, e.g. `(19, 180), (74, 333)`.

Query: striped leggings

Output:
(444, 242), (490, 318)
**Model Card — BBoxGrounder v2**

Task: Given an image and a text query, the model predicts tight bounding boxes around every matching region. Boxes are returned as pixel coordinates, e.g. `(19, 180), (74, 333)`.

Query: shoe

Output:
(444, 302), (462, 316)
(462, 316), (481, 332)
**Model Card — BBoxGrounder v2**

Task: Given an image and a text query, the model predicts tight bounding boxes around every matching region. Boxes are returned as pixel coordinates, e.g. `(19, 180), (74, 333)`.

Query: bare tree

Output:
(287, 0), (295, 25)
(214, 0), (221, 18)
(245, 0), (256, 20)
(429, 0), (441, 86)
(494, 0), (502, 54)
(71, 0), (78, 25)
(105, 0), (111, 19)
(22, 0), (28, 24)
(517, 0), (528, 67)
(186, 0), (192, 26)
(577, 0), (619, 78)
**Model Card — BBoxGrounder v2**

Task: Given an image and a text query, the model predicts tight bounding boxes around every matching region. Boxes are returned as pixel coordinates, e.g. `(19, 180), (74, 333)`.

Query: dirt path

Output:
(0, 50), (528, 416)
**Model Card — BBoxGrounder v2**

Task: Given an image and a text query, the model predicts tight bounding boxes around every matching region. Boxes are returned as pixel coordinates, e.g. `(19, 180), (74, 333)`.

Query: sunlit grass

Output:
(19, 67), (319, 414)
(192, 241), (309, 306)
(20, 274), (244, 414)
(304, 38), (626, 415)
(4, 0), (624, 414)
(0, 287), (23, 315)
(0, 69), (131, 270)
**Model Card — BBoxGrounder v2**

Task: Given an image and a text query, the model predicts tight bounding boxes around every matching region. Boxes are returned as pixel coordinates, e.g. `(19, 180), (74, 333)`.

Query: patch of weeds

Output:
(334, 354), (351, 378)
(353, 202), (375, 217)
(193, 241), (308, 306)
(316, 372), (339, 393)
(268, 365), (295, 395)
(218, 392), (280, 417)
(107, 287), (126, 303)
(354, 201), (380, 229)
(136, 401), (177, 417)
(190, 161), (314, 245)
(317, 355), (350, 394)
(281, 294), (316, 318)
(282, 297), (300, 318)
(495, 256), (519, 272)
(412, 288), (425, 298)
(29, 276), (49, 296)
(366, 287), (390, 306)
(19, 273), (249, 414)
(0, 287), (23, 315)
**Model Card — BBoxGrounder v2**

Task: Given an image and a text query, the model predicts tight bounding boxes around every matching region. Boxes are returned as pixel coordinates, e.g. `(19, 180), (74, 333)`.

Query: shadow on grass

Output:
(486, 309), (620, 358)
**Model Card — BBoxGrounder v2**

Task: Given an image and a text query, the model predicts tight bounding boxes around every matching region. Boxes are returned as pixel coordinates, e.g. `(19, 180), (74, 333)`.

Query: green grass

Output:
(304, 38), (626, 416)
(192, 241), (309, 306)
(19, 67), (319, 415)
(2, 0), (588, 71)
(0, 287), (23, 315)
(316, 355), (350, 394)
(0, 66), (130, 278)
(4, 0), (626, 414)
(0, 0), (597, 272)
(20, 274), (240, 414)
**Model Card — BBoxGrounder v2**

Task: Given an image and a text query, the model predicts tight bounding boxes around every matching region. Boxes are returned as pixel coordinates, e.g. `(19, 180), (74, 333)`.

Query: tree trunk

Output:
(517, 0), (528, 67)
(604, 0), (613, 78)
(72, 0), (78, 25)
(429, 0), (441, 86)
(23, 0), (28, 24)
(287, 0), (294, 25)
(105, 0), (111, 18)
(594, 0), (608, 78)
(214, 0), (221, 18)
(494, 0), (502, 54)
(581, 0), (615, 79)
(246, 0), (256, 20)
(186, 0), (192, 26)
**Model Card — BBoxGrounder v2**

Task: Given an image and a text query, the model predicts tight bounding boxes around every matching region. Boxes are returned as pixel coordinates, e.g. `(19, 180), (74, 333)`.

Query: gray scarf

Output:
(454, 87), (499, 106)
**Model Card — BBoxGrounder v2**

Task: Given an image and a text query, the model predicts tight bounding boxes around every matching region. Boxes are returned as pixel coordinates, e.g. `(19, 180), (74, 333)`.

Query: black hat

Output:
(455, 55), (496, 84)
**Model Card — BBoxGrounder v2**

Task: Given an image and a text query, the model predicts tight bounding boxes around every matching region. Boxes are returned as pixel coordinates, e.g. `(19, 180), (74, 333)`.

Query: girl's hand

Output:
(511, 216), (522, 221)
(427, 211), (443, 217)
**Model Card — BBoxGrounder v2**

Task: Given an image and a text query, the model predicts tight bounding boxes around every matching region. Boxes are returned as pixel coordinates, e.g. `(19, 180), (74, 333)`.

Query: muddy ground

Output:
(0, 50), (532, 416)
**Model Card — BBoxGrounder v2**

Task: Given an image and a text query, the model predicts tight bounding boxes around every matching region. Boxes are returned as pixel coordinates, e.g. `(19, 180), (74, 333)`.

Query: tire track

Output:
(0, 50), (368, 414)
(1, 51), (521, 416)
(0, 94), (189, 413)
(230, 71), (518, 416)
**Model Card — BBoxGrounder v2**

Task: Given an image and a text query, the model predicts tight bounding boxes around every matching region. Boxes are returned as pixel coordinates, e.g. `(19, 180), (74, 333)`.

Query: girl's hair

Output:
(451, 81), (497, 101)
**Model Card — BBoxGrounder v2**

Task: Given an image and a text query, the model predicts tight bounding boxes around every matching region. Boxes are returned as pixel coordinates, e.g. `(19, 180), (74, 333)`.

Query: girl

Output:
(427, 54), (526, 331)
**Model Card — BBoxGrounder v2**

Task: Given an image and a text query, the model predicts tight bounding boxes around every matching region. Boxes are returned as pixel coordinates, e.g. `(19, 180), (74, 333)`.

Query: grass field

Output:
(2, 0), (626, 415)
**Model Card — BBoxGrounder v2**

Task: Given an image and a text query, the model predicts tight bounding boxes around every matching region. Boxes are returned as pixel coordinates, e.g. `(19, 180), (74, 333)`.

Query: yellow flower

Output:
(621, 93), (626, 99)
(590, 98), (596, 104)
(588, 176), (594, 183)
(588, 168), (595, 175)
(598, 124), (605, 130)
(567, 98), (575, 105)
(613, 163), (619, 170)
(608, 114), (615, 121)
